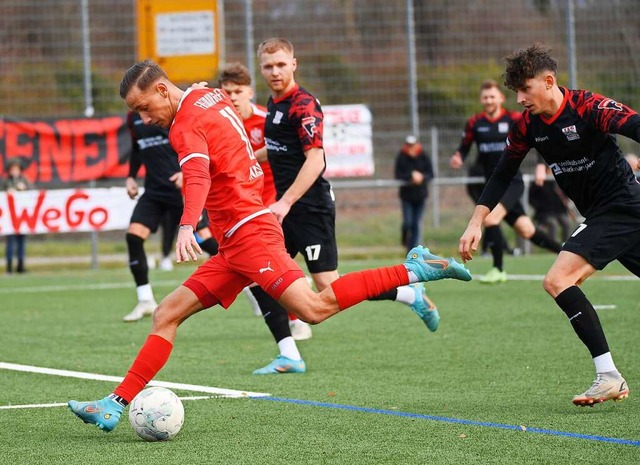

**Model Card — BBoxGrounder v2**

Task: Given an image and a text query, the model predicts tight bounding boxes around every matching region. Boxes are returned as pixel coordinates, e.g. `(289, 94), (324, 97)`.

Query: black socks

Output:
(126, 233), (148, 286)
(555, 286), (609, 357)
(251, 286), (292, 342)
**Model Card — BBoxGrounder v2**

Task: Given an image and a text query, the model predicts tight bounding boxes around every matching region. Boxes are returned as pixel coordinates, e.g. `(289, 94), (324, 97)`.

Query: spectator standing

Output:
(3, 159), (32, 274)
(394, 135), (434, 252)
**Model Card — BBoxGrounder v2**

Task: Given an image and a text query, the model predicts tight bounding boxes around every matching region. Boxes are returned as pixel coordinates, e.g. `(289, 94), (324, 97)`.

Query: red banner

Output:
(0, 116), (133, 187)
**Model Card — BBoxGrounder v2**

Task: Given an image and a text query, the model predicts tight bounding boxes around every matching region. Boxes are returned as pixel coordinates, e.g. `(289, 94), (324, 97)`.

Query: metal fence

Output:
(2, 0), (640, 231)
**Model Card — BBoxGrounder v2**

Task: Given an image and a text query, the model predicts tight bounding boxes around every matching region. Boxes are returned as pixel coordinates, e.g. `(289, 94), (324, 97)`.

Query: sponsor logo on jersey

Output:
(138, 135), (170, 150)
(549, 162), (562, 176)
(549, 157), (595, 176)
(562, 125), (580, 141)
(265, 137), (288, 152)
(498, 122), (510, 133)
(302, 116), (317, 137)
(478, 141), (506, 153)
(273, 111), (284, 125)
(535, 136), (550, 142)
(250, 127), (263, 146)
(597, 98), (623, 111)
(477, 126), (490, 132)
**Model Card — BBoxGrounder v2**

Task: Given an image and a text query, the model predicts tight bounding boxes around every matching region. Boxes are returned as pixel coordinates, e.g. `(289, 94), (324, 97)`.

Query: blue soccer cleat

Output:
(409, 282), (440, 332)
(252, 355), (306, 375)
(68, 396), (124, 432)
(404, 246), (472, 283)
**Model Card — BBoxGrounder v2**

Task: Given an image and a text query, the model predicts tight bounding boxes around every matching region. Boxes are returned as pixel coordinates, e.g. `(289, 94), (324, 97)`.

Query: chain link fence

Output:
(2, 0), (640, 253)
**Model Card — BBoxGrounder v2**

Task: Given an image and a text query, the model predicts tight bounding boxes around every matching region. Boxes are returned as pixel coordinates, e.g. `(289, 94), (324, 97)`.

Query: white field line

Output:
(0, 396), (218, 410)
(484, 274), (638, 281)
(0, 362), (270, 399)
(0, 273), (636, 295)
(0, 280), (181, 294)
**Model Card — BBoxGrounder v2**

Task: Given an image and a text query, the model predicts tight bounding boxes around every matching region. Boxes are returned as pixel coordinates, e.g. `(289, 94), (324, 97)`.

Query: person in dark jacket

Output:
(3, 158), (32, 273)
(395, 135), (434, 252)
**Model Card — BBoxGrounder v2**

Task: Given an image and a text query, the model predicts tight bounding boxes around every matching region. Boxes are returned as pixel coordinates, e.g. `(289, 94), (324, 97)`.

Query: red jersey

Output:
(244, 103), (276, 205)
(170, 88), (268, 242)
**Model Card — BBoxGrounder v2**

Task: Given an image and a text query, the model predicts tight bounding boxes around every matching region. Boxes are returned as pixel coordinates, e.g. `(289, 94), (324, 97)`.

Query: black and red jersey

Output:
(479, 88), (640, 216)
(457, 108), (521, 179)
(127, 111), (182, 203)
(264, 85), (334, 213)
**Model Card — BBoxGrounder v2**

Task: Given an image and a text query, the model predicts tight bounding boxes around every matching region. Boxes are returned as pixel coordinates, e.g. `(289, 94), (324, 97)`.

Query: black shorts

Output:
(503, 201), (526, 227)
(196, 210), (210, 231)
(563, 205), (640, 274)
(130, 193), (183, 234)
(281, 209), (338, 273)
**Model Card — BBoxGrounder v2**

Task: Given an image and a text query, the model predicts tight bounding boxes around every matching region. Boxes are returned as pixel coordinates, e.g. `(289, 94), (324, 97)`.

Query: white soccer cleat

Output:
(123, 300), (157, 322)
(158, 256), (174, 271)
(289, 318), (313, 341)
(572, 371), (629, 406)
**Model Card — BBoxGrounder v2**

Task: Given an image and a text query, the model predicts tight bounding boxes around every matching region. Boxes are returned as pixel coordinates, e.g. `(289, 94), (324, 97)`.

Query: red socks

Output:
(113, 334), (173, 403)
(330, 264), (409, 310)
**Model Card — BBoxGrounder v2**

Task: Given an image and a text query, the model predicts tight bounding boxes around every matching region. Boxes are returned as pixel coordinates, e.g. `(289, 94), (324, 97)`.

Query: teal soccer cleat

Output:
(409, 282), (440, 332)
(252, 355), (306, 375)
(404, 246), (472, 283)
(68, 396), (124, 432)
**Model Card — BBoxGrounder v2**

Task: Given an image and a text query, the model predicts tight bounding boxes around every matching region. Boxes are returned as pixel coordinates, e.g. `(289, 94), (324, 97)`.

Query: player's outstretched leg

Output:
(68, 396), (124, 432)
(404, 246), (472, 282)
(572, 372), (629, 406)
(409, 282), (440, 332)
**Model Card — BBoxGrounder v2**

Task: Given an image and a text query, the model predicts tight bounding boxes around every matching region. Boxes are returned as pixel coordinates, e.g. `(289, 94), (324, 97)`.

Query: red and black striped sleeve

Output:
(457, 114), (478, 160)
(577, 90), (640, 142)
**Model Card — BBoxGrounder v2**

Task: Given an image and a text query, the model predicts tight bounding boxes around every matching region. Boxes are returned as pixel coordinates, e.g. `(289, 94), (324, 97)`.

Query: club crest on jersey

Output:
(250, 127), (263, 146)
(498, 122), (510, 133)
(598, 98), (623, 111)
(561, 125), (580, 141)
(302, 116), (317, 137)
(272, 111), (284, 125)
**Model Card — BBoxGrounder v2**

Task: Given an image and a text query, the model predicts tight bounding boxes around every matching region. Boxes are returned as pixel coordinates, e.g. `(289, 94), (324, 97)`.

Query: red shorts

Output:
(183, 213), (305, 309)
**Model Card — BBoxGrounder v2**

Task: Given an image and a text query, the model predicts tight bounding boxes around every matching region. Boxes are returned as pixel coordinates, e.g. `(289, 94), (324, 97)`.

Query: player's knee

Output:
(514, 218), (535, 238)
(151, 302), (176, 331)
(542, 273), (561, 296)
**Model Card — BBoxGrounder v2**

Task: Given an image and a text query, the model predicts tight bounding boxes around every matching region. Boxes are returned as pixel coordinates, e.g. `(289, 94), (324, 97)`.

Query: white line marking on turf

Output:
(593, 305), (617, 310)
(1, 273), (636, 295)
(474, 274), (639, 281)
(0, 280), (180, 294)
(0, 396), (218, 410)
(0, 362), (270, 398)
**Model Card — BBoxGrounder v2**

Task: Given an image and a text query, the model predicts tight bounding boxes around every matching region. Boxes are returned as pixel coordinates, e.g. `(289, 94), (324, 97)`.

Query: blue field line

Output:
(253, 396), (640, 447)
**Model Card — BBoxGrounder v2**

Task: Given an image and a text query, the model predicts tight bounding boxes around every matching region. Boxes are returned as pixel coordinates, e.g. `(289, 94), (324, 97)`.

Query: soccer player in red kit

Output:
(68, 59), (471, 432)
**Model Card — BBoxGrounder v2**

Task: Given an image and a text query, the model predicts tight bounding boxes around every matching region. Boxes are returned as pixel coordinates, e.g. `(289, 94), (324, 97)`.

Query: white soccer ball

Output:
(128, 387), (184, 441)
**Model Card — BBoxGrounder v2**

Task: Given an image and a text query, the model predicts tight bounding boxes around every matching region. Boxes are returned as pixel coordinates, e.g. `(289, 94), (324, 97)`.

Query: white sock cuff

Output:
(277, 336), (301, 361)
(593, 352), (617, 374)
(137, 284), (154, 302)
(395, 285), (416, 305)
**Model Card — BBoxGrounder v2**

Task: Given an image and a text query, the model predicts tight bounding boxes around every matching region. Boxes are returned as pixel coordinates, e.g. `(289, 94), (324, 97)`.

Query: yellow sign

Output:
(136, 0), (221, 84)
